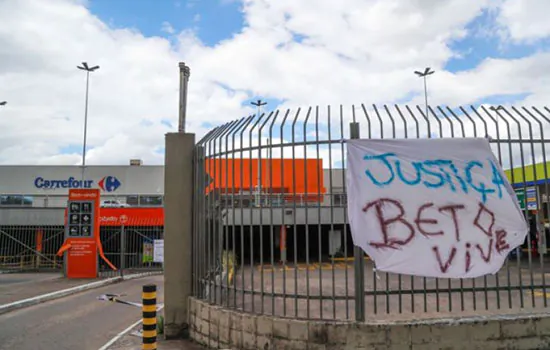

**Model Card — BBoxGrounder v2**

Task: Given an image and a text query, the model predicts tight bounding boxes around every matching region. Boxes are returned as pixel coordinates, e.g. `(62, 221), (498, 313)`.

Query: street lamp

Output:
(414, 67), (435, 118)
(178, 62), (191, 133)
(77, 62), (100, 181)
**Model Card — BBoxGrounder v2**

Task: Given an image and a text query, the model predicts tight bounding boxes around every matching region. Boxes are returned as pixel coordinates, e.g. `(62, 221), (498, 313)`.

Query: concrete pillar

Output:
(164, 132), (195, 339)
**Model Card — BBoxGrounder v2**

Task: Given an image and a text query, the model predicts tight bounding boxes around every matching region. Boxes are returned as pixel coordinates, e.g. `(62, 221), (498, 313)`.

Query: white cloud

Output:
(161, 21), (176, 34)
(496, 0), (550, 43)
(0, 0), (549, 167)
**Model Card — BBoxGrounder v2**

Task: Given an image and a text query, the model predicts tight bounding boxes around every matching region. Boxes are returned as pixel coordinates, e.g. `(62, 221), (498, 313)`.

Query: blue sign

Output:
(34, 176), (121, 192)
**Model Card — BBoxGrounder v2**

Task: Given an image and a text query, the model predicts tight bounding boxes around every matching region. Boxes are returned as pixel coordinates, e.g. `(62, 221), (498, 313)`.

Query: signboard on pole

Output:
(514, 187), (538, 211)
(346, 138), (529, 279)
(153, 239), (164, 263)
(62, 189), (100, 278)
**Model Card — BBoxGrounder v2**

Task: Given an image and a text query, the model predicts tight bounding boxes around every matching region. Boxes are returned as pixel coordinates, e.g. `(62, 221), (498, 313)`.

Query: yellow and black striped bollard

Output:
(142, 284), (157, 350)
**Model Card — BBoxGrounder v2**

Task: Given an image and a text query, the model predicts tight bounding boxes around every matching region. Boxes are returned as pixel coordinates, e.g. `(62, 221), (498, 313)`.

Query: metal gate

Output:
(192, 104), (550, 321)
(0, 225), (64, 272)
(0, 223), (164, 275)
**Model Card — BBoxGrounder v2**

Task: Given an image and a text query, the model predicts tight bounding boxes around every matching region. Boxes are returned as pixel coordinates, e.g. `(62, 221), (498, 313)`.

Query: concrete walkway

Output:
(0, 272), (98, 305)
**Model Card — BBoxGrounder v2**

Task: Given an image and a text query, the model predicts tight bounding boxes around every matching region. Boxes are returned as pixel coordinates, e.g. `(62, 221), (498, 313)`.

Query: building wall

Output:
(0, 165), (165, 208)
(0, 165), (347, 209)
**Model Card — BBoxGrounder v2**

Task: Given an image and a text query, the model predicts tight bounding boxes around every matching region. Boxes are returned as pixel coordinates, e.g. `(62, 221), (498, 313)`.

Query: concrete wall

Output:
(223, 207), (346, 226)
(189, 297), (550, 349)
(163, 132), (195, 339)
(0, 208), (64, 225)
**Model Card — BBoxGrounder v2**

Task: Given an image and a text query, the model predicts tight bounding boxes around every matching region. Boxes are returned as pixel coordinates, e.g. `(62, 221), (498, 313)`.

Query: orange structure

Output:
(57, 189), (117, 278)
(205, 158), (326, 201)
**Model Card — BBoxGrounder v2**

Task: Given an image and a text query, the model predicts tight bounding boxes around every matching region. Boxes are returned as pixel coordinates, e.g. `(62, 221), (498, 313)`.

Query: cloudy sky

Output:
(0, 0), (549, 166)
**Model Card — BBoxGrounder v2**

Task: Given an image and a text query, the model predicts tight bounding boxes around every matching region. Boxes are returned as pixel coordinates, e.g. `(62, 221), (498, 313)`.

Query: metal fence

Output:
(0, 221), (164, 276)
(192, 104), (550, 321)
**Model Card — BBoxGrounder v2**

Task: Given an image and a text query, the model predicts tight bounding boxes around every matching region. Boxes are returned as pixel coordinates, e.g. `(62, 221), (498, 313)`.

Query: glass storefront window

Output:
(139, 195), (163, 207)
(0, 195), (33, 206)
(126, 195), (139, 206)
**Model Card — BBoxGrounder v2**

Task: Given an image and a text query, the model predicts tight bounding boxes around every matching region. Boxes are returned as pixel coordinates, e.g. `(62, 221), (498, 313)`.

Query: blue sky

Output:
(2, 0), (550, 165)
(89, 0), (244, 46)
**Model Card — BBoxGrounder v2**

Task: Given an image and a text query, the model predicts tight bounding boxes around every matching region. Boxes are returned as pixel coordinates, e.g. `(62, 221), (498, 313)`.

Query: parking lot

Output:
(204, 258), (550, 321)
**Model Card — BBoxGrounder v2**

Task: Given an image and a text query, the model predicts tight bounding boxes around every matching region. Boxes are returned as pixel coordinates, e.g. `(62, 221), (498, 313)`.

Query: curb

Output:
(0, 271), (163, 316)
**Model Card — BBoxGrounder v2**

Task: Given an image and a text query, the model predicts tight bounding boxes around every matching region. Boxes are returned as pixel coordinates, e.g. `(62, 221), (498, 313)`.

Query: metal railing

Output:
(0, 221), (164, 276)
(192, 104), (550, 321)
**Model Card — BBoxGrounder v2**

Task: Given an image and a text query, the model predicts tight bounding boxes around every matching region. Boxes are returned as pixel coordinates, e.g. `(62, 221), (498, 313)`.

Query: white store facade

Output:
(0, 165), (165, 208)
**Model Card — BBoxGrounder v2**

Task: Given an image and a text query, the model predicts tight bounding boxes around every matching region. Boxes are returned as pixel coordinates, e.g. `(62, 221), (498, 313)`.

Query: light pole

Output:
(77, 62), (99, 182)
(250, 99), (267, 206)
(178, 62), (191, 133)
(414, 67), (435, 117)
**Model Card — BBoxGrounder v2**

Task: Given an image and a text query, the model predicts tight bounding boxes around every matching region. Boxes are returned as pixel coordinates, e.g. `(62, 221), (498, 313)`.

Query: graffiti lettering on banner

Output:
(346, 138), (529, 278)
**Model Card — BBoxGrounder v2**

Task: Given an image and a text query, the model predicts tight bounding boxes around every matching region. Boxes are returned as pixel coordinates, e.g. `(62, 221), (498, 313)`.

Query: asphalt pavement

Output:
(0, 275), (163, 350)
(0, 272), (93, 305)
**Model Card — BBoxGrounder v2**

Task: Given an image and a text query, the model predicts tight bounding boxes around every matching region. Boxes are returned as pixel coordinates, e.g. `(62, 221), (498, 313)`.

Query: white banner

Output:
(153, 239), (164, 263)
(346, 138), (528, 278)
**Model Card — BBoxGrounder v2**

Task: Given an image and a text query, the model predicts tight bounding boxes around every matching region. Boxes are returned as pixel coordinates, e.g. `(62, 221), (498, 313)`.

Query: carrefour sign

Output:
(34, 176), (121, 192)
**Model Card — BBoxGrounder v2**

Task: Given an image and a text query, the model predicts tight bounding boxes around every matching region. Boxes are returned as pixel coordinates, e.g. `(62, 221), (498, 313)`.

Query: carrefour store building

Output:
(0, 165), (165, 208)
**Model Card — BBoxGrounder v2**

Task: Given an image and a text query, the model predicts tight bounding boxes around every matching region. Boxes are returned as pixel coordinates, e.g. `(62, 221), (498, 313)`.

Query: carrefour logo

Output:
(34, 176), (122, 192)
(98, 176), (121, 192)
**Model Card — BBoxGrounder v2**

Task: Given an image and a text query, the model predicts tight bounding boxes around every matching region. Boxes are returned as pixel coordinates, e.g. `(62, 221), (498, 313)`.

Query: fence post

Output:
(349, 121), (365, 322)
(142, 284), (157, 350)
(164, 132), (195, 338)
(120, 224), (125, 277)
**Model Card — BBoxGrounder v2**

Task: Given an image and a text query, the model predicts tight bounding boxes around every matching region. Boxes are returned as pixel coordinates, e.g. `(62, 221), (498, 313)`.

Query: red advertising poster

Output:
(65, 238), (98, 278)
(64, 207), (164, 227)
(99, 207), (164, 226)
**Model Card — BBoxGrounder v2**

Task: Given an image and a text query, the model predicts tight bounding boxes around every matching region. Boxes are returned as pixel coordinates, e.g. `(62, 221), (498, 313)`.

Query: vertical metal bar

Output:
(374, 104), (392, 315)
(291, 109), (300, 317)
(249, 115), (264, 313)
(315, 106), (323, 320)
(463, 107), (485, 311)
(268, 111), (279, 316)
(395, 105), (414, 314)
(529, 107), (549, 307)
(350, 120), (365, 322)
(498, 108), (525, 309)
(280, 110), (290, 317)
(239, 116), (254, 312)
(226, 118), (246, 308)
(215, 121), (237, 306)
(438, 106), (454, 313)
(230, 119), (247, 309)
(442, 107), (467, 311)
(120, 224), (125, 277)
(406, 105), (428, 313)
(514, 106), (541, 309)
(339, 105), (350, 319)
(416, 104), (440, 312)
(192, 146), (198, 297)
(475, 106), (491, 311)
(361, 104), (377, 315)
(258, 112), (274, 314)
(303, 107), (312, 319)
(327, 105), (337, 319)
(506, 107), (536, 308)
